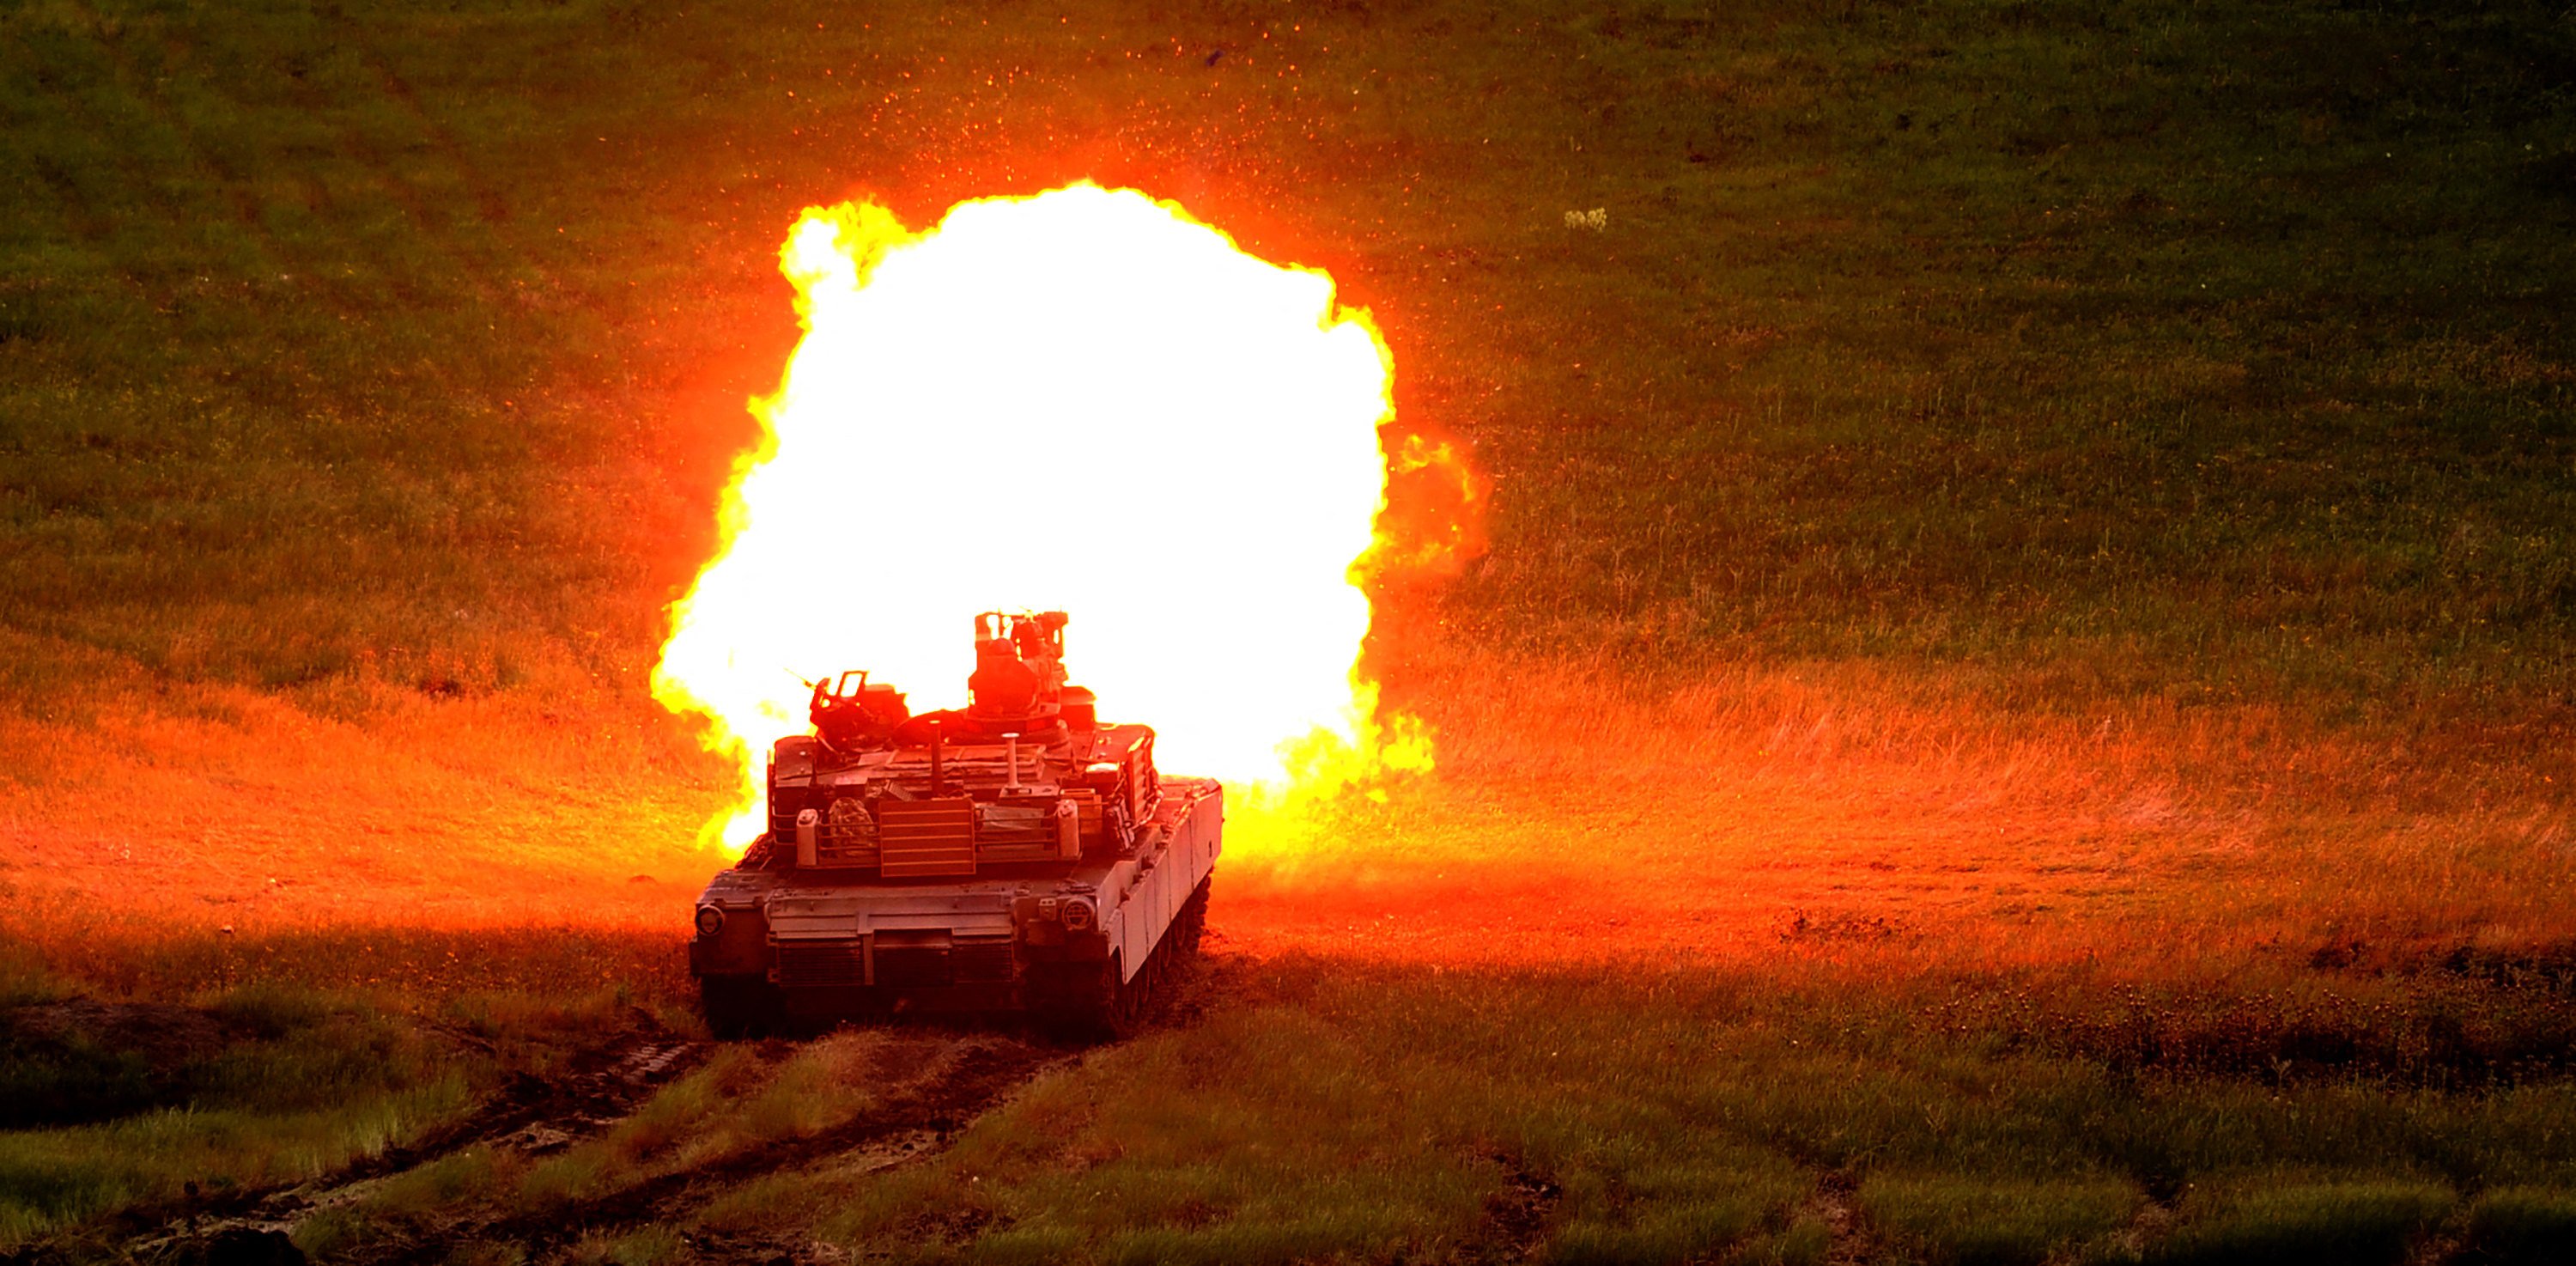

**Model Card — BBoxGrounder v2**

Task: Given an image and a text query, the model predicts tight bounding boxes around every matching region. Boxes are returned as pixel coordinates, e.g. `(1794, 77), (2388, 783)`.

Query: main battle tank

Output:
(688, 612), (1221, 1037)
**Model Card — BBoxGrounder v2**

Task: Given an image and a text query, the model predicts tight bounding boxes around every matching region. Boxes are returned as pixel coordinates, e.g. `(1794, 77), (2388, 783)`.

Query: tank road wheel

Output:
(1178, 876), (1212, 956)
(1097, 952), (1147, 1039)
(697, 974), (781, 1040)
(1037, 953), (1136, 1044)
(1036, 886), (1213, 1044)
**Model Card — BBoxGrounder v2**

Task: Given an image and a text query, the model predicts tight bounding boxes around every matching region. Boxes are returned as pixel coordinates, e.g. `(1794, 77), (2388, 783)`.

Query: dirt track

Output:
(52, 1007), (710, 1264)
(9, 1008), (1074, 1266)
(374, 1031), (1066, 1266)
(5, 924), (1249, 1266)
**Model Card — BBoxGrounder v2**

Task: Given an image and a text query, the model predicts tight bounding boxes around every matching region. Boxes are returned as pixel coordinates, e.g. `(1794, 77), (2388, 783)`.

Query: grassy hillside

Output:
(4, 0), (2572, 733)
(6, 0), (2576, 1261)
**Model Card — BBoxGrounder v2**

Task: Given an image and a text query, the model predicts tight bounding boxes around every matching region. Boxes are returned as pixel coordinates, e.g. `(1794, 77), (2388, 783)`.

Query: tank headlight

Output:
(694, 905), (726, 938)
(1061, 898), (1096, 931)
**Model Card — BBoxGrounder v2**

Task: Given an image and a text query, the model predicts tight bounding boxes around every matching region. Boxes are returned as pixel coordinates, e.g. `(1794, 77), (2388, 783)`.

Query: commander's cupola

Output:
(968, 611), (1084, 733)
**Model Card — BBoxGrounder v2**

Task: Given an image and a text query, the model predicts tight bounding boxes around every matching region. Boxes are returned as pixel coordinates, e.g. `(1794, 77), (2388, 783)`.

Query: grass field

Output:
(5, 0), (2576, 1261)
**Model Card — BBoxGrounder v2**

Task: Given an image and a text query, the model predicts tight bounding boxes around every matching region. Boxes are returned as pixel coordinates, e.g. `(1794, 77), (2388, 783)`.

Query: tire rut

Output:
(358, 1033), (1069, 1266)
(1808, 1169), (1874, 1266)
(70, 1011), (706, 1264)
(1455, 1153), (1563, 1264)
(53, 938), (1216, 1263)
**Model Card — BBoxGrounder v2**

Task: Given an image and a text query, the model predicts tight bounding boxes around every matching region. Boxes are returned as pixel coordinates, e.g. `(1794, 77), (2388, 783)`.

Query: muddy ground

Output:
(0, 983), (1186, 1266)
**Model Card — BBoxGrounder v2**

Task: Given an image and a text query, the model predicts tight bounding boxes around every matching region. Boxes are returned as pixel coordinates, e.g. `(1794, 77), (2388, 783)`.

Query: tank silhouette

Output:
(688, 612), (1219, 1037)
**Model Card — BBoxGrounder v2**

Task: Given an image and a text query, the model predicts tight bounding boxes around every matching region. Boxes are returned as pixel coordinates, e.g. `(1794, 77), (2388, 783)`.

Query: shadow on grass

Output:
(2468, 1188), (2576, 1266)
(2147, 1181), (2451, 1266)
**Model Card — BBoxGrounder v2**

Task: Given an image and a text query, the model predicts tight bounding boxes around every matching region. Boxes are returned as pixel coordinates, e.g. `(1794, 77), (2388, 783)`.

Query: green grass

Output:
(2148, 1178), (2455, 1265)
(0, 987), (477, 1246)
(271, 1027), (900, 1259)
(673, 963), (2576, 1263)
(0, 1026), (171, 1130)
(2467, 1187), (2576, 1266)
(516, 1032), (882, 1211)
(0, 938), (686, 1252)
(3, 0), (2572, 754)
(9, 948), (2576, 1260)
(6, 0), (2576, 1261)
(1859, 1173), (2142, 1265)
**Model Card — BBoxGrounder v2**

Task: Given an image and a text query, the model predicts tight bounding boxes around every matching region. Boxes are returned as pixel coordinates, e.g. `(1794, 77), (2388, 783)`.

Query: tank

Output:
(687, 611), (1221, 1037)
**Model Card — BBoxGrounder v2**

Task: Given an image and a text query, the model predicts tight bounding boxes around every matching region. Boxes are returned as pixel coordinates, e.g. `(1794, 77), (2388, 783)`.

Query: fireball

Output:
(655, 183), (1442, 852)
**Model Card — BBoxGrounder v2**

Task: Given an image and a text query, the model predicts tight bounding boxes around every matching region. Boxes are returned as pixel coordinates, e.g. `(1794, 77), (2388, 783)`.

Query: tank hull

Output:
(690, 778), (1221, 1033)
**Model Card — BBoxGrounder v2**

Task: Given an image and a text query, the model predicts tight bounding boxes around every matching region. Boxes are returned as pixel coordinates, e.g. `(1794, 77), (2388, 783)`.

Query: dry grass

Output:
(5, 657), (2572, 1259)
(1, 0), (2568, 989)
(6, 639), (2570, 999)
(1222, 649), (2576, 976)
(0, 624), (723, 942)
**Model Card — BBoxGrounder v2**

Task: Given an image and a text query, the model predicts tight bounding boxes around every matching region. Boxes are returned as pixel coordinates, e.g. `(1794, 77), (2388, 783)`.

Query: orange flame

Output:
(1366, 433), (1489, 581)
(654, 183), (1444, 853)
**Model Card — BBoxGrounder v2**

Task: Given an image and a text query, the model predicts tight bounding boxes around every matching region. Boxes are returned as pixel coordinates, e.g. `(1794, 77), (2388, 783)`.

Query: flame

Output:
(654, 183), (1445, 852)
(1366, 434), (1489, 581)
